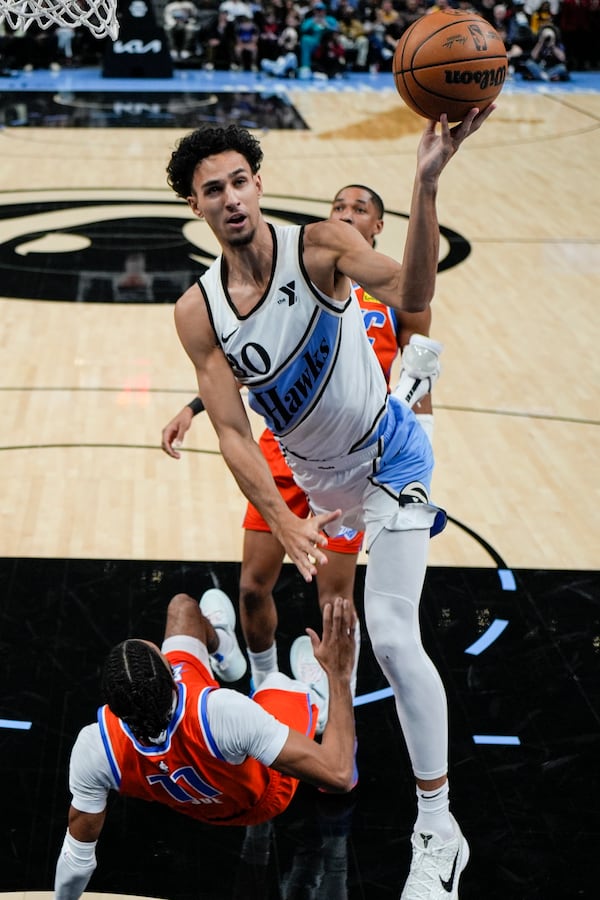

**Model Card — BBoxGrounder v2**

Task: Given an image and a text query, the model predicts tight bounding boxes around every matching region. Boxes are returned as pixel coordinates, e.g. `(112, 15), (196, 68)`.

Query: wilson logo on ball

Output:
(444, 67), (507, 90)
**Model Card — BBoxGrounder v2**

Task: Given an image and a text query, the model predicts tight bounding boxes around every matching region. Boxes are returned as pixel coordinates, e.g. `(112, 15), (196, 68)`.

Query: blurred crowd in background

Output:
(0, 0), (598, 81)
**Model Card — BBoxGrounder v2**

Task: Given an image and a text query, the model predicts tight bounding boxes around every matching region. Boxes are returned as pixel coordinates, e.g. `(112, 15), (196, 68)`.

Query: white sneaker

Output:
(394, 334), (443, 409)
(401, 814), (469, 900)
(200, 589), (247, 682)
(290, 635), (329, 735)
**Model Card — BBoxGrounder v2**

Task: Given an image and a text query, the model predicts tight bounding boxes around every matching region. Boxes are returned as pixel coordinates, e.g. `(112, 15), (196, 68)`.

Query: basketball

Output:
(393, 10), (508, 123)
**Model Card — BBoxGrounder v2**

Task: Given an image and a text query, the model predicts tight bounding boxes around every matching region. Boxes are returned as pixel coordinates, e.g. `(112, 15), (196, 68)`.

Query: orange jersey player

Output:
(54, 593), (357, 899)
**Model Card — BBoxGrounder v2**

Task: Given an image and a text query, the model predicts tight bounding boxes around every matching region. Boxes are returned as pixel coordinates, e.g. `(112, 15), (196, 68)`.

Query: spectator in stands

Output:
(500, 1), (535, 77)
(311, 25), (346, 77)
(298, 1), (339, 78)
(558, 0), (594, 71)
(0, 22), (62, 71)
(397, 0), (428, 35)
(219, 0), (254, 23)
(257, 5), (282, 64)
(201, 8), (236, 69)
(260, 10), (300, 77)
(366, 0), (401, 72)
(530, 0), (555, 34)
(523, 23), (569, 79)
(233, 13), (260, 70)
(337, 7), (370, 71)
(163, 1), (201, 61)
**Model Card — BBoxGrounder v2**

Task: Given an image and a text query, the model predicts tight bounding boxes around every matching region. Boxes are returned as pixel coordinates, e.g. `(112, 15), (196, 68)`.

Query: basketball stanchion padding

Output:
(0, 0), (119, 40)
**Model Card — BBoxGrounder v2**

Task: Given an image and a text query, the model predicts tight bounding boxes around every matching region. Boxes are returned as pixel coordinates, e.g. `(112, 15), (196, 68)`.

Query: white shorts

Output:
(285, 397), (446, 551)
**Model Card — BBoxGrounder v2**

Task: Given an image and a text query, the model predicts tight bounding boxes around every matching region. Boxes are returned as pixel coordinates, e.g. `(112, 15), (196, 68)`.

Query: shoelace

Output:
(408, 841), (459, 888)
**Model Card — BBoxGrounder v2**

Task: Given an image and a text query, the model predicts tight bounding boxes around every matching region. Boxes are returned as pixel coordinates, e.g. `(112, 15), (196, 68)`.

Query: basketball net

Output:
(0, 0), (119, 40)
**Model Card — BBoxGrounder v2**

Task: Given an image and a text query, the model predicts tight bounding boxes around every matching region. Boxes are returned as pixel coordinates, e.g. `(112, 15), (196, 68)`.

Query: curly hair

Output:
(166, 125), (264, 199)
(102, 639), (175, 744)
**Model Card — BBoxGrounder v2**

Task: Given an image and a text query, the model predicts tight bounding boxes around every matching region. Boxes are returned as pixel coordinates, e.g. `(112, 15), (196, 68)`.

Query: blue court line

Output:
(473, 734), (521, 746)
(498, 568), (517, 591)
(0, 718), (32, 730)
(464, 619), (509, 656)
(353, 686), (394, 707)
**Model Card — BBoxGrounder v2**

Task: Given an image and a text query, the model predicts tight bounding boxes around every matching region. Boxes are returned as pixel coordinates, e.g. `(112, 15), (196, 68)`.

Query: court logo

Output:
(0, 191), (470, 303)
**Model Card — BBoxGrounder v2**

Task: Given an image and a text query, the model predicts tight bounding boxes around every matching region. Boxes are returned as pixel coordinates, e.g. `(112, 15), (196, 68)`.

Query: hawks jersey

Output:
(199, 223), (389, 463)
(97, 650), (280, 826)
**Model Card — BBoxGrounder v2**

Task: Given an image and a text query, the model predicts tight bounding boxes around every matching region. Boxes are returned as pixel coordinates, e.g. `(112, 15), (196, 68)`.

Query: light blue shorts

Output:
(286, 396), (446, 550)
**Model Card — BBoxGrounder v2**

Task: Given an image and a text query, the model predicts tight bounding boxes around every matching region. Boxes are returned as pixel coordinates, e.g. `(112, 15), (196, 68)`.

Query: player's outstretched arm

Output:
(271, 598), (357, 792)
(54, 807), (106, 900)
(397, 105), (496, 313)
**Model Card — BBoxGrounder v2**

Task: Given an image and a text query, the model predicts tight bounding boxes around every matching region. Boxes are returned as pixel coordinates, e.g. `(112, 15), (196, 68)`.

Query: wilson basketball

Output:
(393, 10), (508, 123)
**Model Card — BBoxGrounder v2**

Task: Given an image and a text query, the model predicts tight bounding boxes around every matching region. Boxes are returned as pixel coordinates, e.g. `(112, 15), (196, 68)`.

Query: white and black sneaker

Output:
(200, 589), (247, 683)
(290, 635), (329, 735)
(394, 334), (443, 409)
(401, 814), (469, 900)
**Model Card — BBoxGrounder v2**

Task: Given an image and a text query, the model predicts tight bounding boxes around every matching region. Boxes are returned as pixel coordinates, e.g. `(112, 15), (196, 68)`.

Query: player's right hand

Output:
(307, 597), (357, 682)
(161, 407), (194, 459)
(279, 508), (342, 583)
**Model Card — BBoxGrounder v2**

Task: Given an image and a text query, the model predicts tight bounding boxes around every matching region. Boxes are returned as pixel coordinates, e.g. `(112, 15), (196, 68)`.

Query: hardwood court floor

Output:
(0, 72), (598, 568)
(0, 67), (599, 900)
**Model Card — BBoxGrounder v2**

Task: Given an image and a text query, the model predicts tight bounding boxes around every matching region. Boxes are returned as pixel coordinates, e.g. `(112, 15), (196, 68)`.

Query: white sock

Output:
(248, 643), (278, 688)
(414, 782), (453, 841)
(415, 413), (434, 445)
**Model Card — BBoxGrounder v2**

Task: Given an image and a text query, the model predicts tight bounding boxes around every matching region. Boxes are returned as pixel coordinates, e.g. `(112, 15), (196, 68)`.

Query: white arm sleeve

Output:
(69, 724), (116, 814)
(54, 830), (97, 900)
(205, 689), (289, 767)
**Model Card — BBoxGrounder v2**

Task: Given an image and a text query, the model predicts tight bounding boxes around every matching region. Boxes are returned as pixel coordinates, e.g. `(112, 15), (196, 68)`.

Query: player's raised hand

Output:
(307, 597), (357, 682)
(417, 105), (495, 183)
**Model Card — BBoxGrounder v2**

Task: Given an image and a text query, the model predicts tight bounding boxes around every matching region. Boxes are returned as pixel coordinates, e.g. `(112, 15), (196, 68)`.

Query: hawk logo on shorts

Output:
(399, 482), (429, 504)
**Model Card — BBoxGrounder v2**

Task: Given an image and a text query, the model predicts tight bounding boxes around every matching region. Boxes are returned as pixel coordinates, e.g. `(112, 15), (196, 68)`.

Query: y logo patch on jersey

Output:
(277, 280), (297, 306)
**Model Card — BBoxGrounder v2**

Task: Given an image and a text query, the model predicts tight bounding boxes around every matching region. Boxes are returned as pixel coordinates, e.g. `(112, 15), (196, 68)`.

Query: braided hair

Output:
(102, 639), (176, 744)
(166, 124), (264, 199)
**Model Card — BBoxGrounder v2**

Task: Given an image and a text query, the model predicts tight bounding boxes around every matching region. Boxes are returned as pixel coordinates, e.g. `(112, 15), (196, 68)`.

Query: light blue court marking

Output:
(464, 619), (509, 656)
(2, 67), (599, 95)
(0, 719), (32, 730)
(473, 734), (521, 746)
(498, 568), (517, 591)
(353, 686), (394, 707)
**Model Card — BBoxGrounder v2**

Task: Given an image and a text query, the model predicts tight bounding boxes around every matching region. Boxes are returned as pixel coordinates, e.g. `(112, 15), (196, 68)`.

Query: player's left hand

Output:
(417, 104), (495, 182)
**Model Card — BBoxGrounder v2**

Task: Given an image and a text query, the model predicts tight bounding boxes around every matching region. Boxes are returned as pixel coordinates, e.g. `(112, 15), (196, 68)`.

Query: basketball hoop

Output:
(0, 0), (119, 40)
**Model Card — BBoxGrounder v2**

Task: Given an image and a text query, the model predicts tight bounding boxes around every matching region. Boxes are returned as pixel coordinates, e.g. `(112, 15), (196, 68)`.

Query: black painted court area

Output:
(1, 558), (598, 898)
(0, 91), (308, 129)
